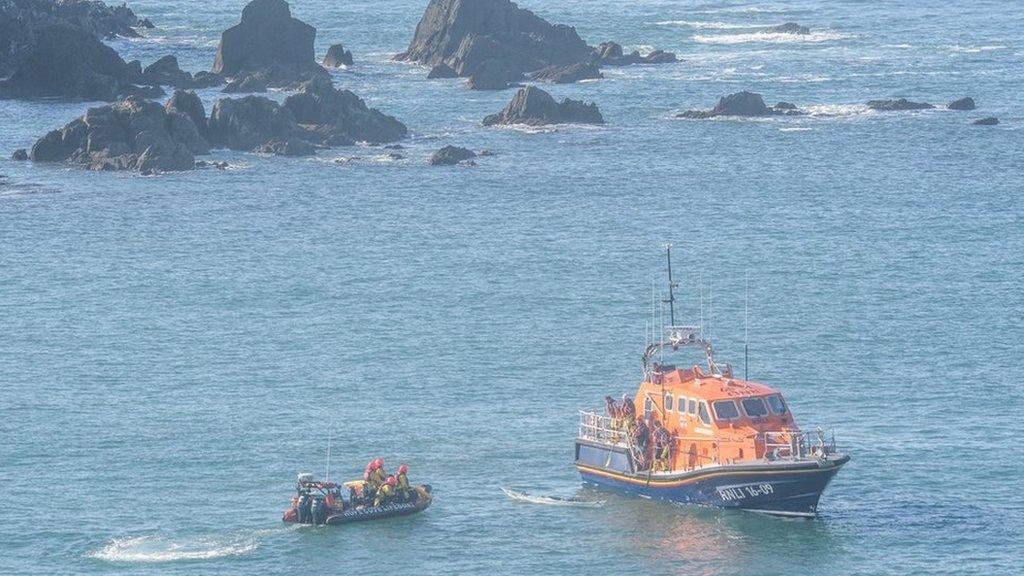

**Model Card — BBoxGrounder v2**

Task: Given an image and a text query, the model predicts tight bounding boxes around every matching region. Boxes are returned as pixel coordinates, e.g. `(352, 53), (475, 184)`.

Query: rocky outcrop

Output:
(207, 77), (406, 152)
(429, 145), (476, 165)
(973, 117), (998, 125)
(211, 0), (327, 89)
(427, 63), (458, 78)
(948, 97), (976, 111)
(528, 62), (602, 84)
(28, 95), (208, 173)
(0, 22), (134, 100)
(482, 85), (603, 126)
(866, 98), (934, 111)
(765, 22), (810, 35)
(323, 44), (353, 67)
(11, 149), (28, 160)
(595, 42), (677, 66)
(395, 0), (592, 85)
(677, 91), (800, 118)
(165, 90), (208, 137)
(0, 0), (150, 78)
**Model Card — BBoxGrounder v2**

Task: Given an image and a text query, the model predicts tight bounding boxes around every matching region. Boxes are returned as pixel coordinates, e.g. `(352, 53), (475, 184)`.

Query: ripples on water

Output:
(1, 0), (1023, 574)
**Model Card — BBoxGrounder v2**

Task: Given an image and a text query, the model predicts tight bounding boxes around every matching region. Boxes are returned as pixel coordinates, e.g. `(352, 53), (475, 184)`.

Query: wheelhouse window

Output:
(767, 394), (787, 415)
(688, 398), (697, 416)
(664, 394), (674, 412)
(697, 402), (711, 426)
(644, 397), (653, 419)
(741, 397), (768, 418)
(712, 400), (740, 421)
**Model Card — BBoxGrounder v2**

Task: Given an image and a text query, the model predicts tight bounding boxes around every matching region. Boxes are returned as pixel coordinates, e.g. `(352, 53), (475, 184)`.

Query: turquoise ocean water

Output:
(1, 0), (1023, 574)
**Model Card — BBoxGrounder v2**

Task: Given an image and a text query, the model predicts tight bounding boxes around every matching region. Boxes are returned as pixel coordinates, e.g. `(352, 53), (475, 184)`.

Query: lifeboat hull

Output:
(576, 444), (847, 517)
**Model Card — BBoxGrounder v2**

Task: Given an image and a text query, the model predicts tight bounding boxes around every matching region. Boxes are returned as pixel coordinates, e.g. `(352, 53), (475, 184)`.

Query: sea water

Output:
(1, 0), (1022, 574)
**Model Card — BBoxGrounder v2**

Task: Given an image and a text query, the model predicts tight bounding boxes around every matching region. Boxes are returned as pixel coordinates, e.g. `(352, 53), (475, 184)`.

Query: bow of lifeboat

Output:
(575, 341), (848, 518)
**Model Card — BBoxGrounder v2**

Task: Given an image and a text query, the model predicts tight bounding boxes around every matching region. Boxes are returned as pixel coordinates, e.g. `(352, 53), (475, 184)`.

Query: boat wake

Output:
(501, 487), (605, 508)
(86, 528), (284, 563)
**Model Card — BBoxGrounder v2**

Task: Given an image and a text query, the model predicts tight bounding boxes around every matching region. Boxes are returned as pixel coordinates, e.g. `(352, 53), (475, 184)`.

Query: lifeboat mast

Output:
(643, 245), (731, 380)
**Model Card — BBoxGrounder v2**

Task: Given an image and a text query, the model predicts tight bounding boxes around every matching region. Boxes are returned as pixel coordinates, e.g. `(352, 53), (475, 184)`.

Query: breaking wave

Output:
(88, 532), (264, 563)
(653, 20), (751, 29)
(947, 44), (1007, 53)
(694, 30), (854, 44)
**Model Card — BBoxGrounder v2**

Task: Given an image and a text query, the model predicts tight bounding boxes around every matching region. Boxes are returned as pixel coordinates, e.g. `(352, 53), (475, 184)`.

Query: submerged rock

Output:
(429, 145), (476, 165)
(973, 117), (999, 125)
(866, 98), (934, 111)
(677, 91), (799, 118)
(11, 149), (28, 160)
(528, 62), (603, 84)
(395, 0), (592, 81)
(482, 86), (604, 126)
(28, 95), (208, 172)
(765, 22), (810, 35)
(948, 97), (976, 111)
(212, 0), (327, 88)
(323, 44), (353, 67)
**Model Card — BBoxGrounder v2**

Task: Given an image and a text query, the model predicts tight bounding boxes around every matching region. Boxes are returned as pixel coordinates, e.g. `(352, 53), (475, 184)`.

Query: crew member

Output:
(363, 460), (382, 500)
(605, 396), (621, 442)
(370, 458), (388, 486)
(374, 476), (398, 507)
(395, 464), (412, 502)
(632, 417), (650, 470)
(653, 420), (672, 472)
(621, 394), (637, 432)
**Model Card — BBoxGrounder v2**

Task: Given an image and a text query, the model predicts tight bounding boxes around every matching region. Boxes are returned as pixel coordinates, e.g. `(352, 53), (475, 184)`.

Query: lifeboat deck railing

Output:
(578, 410), (837, 469)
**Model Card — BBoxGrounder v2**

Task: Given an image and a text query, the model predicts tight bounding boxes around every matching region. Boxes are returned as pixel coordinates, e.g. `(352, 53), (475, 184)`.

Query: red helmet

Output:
(386, 476), (397, 486)
(397, 464), (408, 474)
(375, 458), (385, 468)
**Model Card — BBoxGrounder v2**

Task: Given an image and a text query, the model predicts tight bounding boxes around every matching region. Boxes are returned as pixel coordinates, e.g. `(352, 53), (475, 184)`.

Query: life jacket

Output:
(370, 468), (386, 484)
(396, 473), (410, 490)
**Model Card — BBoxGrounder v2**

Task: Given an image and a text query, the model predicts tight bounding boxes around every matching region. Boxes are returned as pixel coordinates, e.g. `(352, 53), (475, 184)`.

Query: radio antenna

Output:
(744, 272), (749, 380)
(663, 243), (678, 326)
(325, 421), (333, 482)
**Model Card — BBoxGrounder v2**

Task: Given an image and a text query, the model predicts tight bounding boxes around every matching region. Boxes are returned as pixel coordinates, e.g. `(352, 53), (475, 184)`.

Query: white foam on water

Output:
(778, 126), (813, 132)
(947, 44), (1007, 53)
(88, 532), (261, 563)
(653, 20), (751, 29)
(501, 487), (605, 507)
(802, 103), (871, 117)
(884, 43), (914, 49)
(697, 5), (790, 14)
(693, 30), (854, 44)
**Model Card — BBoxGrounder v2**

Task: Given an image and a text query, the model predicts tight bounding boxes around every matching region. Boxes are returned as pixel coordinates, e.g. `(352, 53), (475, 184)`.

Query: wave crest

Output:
(694, 30), (854, 44)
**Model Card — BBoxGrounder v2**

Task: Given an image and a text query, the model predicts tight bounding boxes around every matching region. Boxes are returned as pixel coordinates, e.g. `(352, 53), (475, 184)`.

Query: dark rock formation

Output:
(137, 17), (154, 29)
(223, 72), (270, 93)
(11, 149), (28, 160)
(395, 0), (592, 82)
(207, 95), (297, 150)
(282, 77), (408, 144)
(141, 55), (194, 88)
(166, 90), (207, 137)
(427, 63), (458, 78)
(528, 62), (602, 84)
(0, 22), (130, 100)
(212, 0), (327, 89)
(1, 0), (151, 86)
(677, 91), (800, 118)
(866, 98), (934, 111)
(207, 77), (407, 152)
(973, 117), (998, 126)
(429, 145), (476, 165)
(28, 95), (207, 172)
(323, 44), (353, 67)
(466, 58), (523, 90)
(596, 42), (678, 66)
(482, 85), (603, 126)
(948, 97), (976, 111)
(765, 22), (810, 35)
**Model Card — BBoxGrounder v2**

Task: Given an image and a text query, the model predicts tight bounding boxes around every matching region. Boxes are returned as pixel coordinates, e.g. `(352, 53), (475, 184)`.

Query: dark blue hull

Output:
(575, 441), (848, 517)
